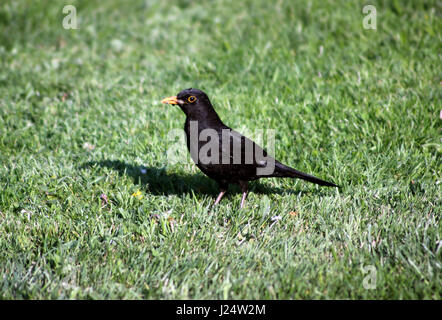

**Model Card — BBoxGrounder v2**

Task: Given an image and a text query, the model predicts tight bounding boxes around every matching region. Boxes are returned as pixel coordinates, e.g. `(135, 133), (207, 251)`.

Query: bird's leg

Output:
(214, 190), (226, 205)
(214, 182), (228, 206)
(240, 192), (248, 208)
(238, 181), (248, 208)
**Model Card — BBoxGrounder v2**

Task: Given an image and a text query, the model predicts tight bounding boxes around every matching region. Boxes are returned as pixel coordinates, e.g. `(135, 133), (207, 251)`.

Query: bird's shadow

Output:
(80, 160), (323, 198)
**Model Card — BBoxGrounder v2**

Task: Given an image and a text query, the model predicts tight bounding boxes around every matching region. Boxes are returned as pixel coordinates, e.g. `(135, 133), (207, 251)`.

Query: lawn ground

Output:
(0, 0), (440, 299)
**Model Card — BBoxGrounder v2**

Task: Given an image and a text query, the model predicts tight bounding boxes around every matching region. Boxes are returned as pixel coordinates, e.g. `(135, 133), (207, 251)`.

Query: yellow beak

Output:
(161, 96), (179, 105)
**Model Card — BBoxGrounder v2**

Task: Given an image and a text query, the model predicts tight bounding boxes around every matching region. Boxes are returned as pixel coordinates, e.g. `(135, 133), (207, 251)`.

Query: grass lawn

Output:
(0, 0), (440, 299)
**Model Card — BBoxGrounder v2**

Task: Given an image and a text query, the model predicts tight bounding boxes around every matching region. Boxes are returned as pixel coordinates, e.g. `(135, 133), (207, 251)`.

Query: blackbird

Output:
(162, 88), (338, 208)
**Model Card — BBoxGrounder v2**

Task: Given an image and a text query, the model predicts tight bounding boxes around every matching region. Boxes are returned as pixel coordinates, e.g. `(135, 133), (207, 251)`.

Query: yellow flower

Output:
(131, 190), (144, 199)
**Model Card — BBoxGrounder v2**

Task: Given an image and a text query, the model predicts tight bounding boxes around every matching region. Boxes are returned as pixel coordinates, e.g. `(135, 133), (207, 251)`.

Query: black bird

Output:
(161, 88), (338, 208)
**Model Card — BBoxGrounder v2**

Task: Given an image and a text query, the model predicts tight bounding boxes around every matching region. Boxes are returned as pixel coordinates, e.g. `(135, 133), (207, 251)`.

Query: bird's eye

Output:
(187, 96), (196, 103)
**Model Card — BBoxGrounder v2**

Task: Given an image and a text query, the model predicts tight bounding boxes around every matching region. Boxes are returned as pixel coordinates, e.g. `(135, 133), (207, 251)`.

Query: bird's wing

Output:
(220, 128), (274, 168)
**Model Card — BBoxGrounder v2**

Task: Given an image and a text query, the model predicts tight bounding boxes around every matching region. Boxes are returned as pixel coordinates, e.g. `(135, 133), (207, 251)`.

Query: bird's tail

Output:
(271, 162), (338, 187)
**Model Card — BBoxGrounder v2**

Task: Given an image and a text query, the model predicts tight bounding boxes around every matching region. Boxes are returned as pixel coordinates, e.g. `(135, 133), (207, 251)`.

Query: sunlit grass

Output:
(0, 0), (440, 299)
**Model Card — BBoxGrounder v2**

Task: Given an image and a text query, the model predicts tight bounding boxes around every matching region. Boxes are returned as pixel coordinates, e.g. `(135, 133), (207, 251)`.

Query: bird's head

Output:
(161, 88), (218, 119)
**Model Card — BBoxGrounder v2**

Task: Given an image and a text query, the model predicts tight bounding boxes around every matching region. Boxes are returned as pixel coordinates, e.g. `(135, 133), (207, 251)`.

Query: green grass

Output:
(0, 0), (440, 299)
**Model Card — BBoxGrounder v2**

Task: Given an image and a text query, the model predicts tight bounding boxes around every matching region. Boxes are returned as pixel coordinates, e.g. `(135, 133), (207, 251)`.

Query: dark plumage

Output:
(161, 88), (338, 208)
